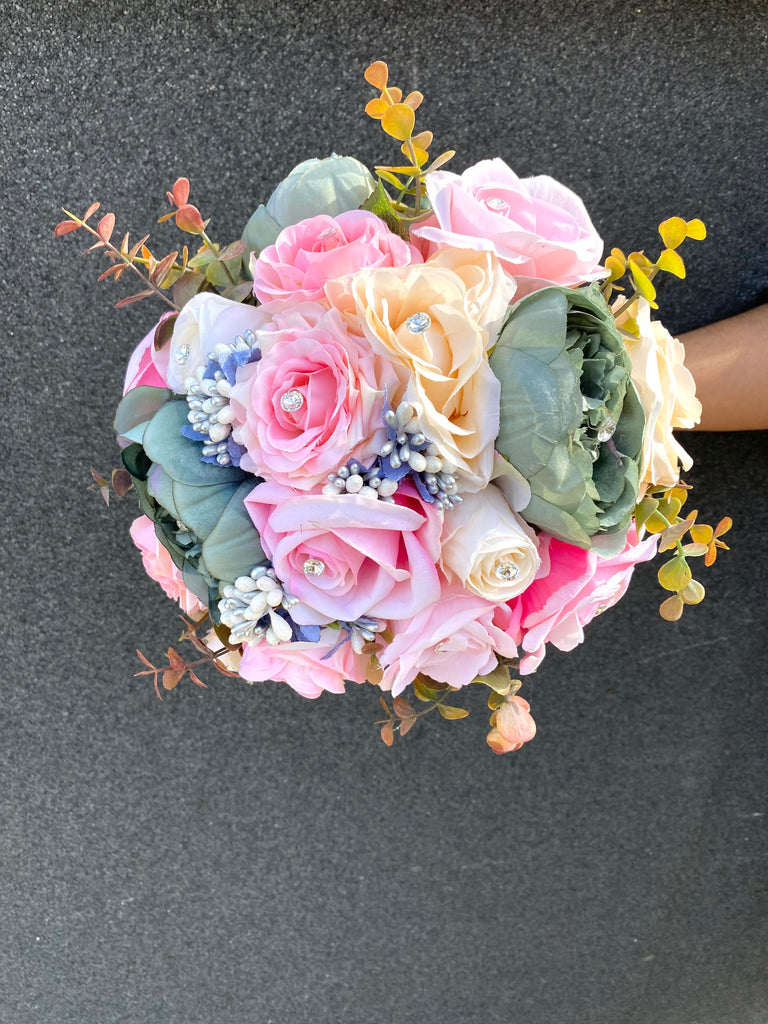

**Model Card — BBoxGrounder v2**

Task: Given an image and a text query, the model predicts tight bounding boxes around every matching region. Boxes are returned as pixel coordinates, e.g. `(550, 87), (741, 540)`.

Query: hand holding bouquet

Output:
(58, 61), (730, 754)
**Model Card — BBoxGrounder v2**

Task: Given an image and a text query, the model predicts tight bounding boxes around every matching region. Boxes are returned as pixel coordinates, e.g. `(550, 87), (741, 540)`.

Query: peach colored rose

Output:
(379, 583), (518, 696)
(412, 159), (604, 293)
(229, 304), (399, 489)
(345, 263), (503, 492)
(440, 484), (540, 601)
(487, 696), (537, 754)
(250, 210), (421, 304)
(238, 627), (367, 698)
(621, 298), (702, 492)
(244, 481), (442, 625)
(129, 515), (206, 615)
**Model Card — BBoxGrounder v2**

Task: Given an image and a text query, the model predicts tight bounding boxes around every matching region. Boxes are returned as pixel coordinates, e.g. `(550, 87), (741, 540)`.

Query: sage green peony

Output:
(242, 155), (375, 259)
(490, 284), (645, 550)
(115, 388), (266, 611)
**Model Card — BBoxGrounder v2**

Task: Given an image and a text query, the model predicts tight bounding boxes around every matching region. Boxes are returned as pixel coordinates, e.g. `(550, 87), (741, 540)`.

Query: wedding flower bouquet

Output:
(58, 61), (730, 753)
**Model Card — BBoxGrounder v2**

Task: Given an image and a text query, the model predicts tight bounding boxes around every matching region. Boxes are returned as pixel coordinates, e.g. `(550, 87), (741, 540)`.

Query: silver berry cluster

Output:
(339, 616), (386, 654)
(380, 401), (462, 510)
(218, 566), (298, 646)
(322, 460), (399, 501)
(186, 330), (258, 465)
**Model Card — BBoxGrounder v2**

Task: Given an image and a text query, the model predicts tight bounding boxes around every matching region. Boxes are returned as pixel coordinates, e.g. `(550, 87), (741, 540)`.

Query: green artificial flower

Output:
(242, 155), (375, 259)
(115, 388), (266, 612)
(490, 284), (645, 551)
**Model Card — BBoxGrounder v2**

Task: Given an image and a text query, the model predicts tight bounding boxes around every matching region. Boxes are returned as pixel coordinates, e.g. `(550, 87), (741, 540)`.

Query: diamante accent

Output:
(406, 312), (432, 334)
(597, 416), (617, 442)
(494, 561), (519, 582)
(485, 197), (509, 212)
(302, 557), (326, 577)
(174, 343), (191, 364)
(280, 389), (304, 413)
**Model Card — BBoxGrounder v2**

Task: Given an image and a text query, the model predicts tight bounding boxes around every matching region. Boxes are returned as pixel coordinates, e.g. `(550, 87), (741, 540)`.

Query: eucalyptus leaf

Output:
(142, 401), (247, 487)
(200, 480), (265, 583)
(114, 386), (173, 445)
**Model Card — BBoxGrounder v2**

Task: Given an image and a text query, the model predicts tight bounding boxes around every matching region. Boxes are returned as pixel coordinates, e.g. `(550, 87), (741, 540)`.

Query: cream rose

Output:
(426, 247), (516, 344)
(439, 484), (541, 601)
(346, 263), (503, 492)
(621, 298), (702, 491)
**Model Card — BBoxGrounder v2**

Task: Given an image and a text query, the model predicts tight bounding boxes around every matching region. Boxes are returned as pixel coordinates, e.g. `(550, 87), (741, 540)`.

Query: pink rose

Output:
(244, 481), (442, 625)
(239, 627), (367, 698)
(379, 583), (518, 696)
(506, 527), (658, 673)
(129, 515), (206, 615)
(412, 158), (604, 292)
(250, 210), (421, 305)
(487, 696), (537, 754)
(123, 314), (174, 393)
(230, 304), (399, 490)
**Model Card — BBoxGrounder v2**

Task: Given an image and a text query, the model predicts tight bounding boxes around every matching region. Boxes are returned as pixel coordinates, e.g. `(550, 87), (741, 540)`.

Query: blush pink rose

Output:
(244, 481), (442, 625)
(239, 627), (367, 698)
(379, 583), (519, 696)
(129, 515), (206, 615)
(412, 158), (604, 292)
(250, 209), (421, 304)
(229, 304), (400, 489)
(123, 314), (174, 393)
(505, 527), (658, 673)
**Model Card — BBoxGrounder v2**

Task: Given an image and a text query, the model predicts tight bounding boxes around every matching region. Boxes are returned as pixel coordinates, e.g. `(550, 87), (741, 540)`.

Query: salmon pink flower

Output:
(487, 696), (537, 754)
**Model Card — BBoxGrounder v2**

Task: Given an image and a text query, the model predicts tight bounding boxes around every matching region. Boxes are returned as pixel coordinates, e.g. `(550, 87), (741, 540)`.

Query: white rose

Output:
(440, 484), (540, 601)
(622, 298), (702, 491)
(166, 293), (264, 393)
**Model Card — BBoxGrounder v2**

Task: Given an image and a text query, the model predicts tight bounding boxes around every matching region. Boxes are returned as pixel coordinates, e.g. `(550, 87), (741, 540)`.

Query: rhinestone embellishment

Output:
(485, 197), (509, 212)
(280, 389), (304, 413)
(406, 312), (432, 334)
(302, 558), (326, 577)
(495, 561), (519, 582)
(174, 343), (191, 364)
(597, 417), (617, 442)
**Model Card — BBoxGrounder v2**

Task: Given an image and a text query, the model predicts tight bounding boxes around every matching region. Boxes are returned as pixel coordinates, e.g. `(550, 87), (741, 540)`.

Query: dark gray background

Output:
(2, 1), (767, 1022)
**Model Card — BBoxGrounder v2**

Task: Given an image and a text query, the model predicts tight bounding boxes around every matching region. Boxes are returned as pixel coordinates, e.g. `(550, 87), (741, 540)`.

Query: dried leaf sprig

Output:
(55, 179), (250, 311)
(90, 466), (134, 506)
(136, 611), (240, 699)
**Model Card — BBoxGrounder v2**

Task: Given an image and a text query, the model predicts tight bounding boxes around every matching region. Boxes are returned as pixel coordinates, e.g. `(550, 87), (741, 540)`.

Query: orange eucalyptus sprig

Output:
(363, 60), (455, 222)
(54, 179), (250, 311)
(602, 216), (707, 336)
(635, 483), (732, 620)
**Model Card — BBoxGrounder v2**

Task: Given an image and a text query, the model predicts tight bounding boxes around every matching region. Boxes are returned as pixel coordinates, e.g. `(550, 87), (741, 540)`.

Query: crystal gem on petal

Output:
(406, 312), (432, 334)
(302, 557), (326, 577)
(494, 561), (519, 582)
(174, 343), (191, 364)
(597, 416), (617, 442)
(485, 197), (509, 212)
(280, 389), (304, 413)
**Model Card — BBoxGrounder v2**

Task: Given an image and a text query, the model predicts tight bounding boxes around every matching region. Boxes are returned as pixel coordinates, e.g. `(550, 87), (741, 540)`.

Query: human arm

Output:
(679, 304), (768, 431)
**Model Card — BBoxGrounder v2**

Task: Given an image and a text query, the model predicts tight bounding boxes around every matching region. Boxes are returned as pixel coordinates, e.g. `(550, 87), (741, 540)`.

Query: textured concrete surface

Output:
(2, 1), (767, 1022)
